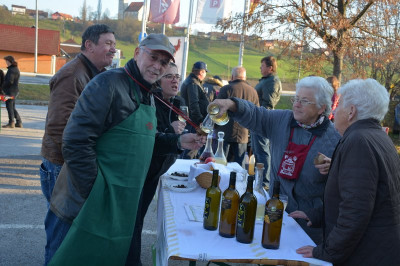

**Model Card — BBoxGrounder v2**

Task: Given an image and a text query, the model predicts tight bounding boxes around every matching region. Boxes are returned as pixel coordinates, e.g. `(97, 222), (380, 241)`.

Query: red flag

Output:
(149, 0), (180, 24)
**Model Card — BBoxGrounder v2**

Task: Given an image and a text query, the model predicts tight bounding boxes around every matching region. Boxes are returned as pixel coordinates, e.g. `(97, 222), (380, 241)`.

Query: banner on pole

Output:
(149, 0), (180, 24)
(168, 36), (185, 76)
(195, 0), (232, 24)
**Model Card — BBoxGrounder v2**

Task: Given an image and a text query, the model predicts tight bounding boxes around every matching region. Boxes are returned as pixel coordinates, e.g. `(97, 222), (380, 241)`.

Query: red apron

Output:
(278, 128), (316, 180)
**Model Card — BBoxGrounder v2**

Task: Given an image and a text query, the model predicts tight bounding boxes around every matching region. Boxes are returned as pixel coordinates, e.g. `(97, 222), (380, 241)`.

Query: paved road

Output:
(19, 74), (52, 85)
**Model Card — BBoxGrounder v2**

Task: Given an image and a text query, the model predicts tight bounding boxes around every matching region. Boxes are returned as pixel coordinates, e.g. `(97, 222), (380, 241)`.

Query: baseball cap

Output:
(139, 33), (176, 62)
(193, 61), (208, 72)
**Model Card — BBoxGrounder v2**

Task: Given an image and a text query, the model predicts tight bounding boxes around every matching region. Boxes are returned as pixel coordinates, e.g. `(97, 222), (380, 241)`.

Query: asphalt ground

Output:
(0, 105), (249, 266)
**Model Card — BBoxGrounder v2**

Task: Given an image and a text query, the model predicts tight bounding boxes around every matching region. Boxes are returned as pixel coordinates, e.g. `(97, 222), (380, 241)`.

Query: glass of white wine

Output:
(200, 114), (214, 134)
(207, 103), (229, 125)
(179, 106), (189, 133)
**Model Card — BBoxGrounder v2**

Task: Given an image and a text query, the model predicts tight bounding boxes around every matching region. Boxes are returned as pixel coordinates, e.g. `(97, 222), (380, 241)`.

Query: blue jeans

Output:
(40, 158), (62, 205)
(251, 133), (271, 182)
(44, 209), (71, 265)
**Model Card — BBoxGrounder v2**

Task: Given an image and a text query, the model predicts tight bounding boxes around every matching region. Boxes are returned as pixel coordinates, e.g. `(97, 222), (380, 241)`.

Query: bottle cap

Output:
(218, 131), (224, 139)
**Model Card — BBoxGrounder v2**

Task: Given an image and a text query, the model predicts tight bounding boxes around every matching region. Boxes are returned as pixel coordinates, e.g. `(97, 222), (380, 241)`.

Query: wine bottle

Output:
(261, 180), (284, 249)
(199, 133), (215, 163)
(214, 131), (227, 165)
(219, 172), (240, 238)
(254, 163), (268, 222)
(203, 169), (221, 230)
(236, 175), (257, 243)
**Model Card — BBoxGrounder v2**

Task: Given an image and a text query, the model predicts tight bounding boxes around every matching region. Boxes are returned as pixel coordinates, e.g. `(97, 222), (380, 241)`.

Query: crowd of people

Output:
(1, 27), (399, 265)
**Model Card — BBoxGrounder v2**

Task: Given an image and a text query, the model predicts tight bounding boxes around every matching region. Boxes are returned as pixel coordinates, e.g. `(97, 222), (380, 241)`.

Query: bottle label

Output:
(204, 197), (211, 219)
(237, 203), (246, 227)
(221, 197), (232, 210)
(264, 206), (283, 224)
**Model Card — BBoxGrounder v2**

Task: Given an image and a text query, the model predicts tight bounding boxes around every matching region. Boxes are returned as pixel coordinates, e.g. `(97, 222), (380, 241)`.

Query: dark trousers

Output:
(224, 142), (247, 165)
(5, 98), (21, 124)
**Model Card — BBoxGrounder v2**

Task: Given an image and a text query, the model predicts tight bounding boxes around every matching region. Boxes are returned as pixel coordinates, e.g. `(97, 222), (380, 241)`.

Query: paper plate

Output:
(165, 171), (189, 181)
(164, 180), (197, 193)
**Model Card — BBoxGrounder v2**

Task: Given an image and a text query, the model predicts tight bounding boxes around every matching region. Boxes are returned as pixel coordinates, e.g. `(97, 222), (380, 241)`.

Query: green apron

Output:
(49, 85), (156, 265)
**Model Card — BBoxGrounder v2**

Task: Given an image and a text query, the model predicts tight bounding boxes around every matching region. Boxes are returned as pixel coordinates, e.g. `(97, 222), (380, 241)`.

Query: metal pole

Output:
(161, 23), (166, 34)
(181, 0), (194, 79)
(297, 28), (305, 82)
(34, 0), (38, 73)
(141, 0), (148, 37)
(238, 0), (250, 67)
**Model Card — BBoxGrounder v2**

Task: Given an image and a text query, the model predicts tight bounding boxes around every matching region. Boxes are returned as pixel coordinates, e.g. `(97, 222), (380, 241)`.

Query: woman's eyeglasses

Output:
(291, 97), (316, 106)
(162, 74), (182, 81)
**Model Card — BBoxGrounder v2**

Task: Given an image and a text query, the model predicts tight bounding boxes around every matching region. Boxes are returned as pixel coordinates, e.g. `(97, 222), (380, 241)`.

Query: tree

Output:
(217, 0), (397, 82)
(81, 0), (87, 22)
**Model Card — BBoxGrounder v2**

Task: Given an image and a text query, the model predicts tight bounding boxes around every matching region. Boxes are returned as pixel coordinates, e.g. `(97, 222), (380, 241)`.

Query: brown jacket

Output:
(41, 54), (101, 164)
(216, 79), (259, 143)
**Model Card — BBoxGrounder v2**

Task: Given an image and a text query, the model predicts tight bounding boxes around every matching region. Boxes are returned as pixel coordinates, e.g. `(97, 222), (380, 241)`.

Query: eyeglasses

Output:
(162, 74), (182, 81)
(291, 97), (316, 106)
(141, 48), (171, 67)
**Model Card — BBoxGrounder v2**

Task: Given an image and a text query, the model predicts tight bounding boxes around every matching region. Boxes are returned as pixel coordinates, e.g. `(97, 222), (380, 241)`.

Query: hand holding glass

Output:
(178, 106), (189, 133)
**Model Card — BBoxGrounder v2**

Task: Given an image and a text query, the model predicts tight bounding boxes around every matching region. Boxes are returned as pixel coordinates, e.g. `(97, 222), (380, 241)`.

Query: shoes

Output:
(15, 122), (23, 128)
(2, 122), (15, 128)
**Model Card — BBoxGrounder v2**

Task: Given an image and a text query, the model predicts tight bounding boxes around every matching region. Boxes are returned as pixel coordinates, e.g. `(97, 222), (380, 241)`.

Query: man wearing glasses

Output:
(45, 34), (204, 265)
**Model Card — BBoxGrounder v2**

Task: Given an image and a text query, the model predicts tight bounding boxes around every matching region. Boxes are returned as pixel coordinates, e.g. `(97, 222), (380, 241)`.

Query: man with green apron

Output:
(43, 34), (204, 265)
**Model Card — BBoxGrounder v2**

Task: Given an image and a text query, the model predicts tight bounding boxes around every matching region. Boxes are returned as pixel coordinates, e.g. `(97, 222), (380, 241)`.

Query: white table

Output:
(155, 159), (332, 266)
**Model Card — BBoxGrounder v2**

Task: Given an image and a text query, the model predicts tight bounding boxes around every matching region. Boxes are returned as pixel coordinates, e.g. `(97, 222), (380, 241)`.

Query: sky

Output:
(1, 0), (245, 28)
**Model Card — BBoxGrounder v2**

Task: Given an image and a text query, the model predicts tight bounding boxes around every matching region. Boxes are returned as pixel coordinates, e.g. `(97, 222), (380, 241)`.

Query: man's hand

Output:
(313, 152), (331, 175)
(296, 245), (315, 258)
(288, 211), (312, 226)
(208, 99), (237, 118)
(171, 121), (186, 134)
(179, 133), (206, 150)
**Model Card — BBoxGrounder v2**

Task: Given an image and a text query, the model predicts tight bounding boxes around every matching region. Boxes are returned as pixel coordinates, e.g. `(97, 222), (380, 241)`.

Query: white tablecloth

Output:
(155, 159), (332, 266)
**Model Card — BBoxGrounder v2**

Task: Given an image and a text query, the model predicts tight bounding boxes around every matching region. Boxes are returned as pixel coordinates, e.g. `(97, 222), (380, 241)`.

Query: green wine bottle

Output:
(203, 169), (221, 230)
(261, 180), (284, 249)
(236, 175), (257, 243)
(219, 172), (240, 238)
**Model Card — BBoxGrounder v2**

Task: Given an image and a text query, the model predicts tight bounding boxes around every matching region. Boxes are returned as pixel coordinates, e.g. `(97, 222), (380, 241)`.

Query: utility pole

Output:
(238, 0), (250, 66)
(34, 0), (38, 73)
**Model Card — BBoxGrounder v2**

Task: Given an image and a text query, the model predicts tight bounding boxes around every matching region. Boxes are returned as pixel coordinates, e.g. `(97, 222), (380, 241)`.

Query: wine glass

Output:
(279, 194), (288, 212)
(179, 106), (189, 133)
(200, 114), (214, 134)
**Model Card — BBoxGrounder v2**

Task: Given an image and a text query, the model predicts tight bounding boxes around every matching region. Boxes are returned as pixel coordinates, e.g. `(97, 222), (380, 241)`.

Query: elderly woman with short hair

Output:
(210, 76), (341, 244)
(294, 78), (400, 265)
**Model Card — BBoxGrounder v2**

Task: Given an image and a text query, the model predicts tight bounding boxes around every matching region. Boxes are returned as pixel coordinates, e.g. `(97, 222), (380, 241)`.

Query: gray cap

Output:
(139, 33), (176, 62)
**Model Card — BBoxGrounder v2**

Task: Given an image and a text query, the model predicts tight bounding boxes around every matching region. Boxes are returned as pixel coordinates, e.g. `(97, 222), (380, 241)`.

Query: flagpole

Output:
(181, 0), (194, 79)
(238, 0), (250, 66)
(141, 0), (148, 39)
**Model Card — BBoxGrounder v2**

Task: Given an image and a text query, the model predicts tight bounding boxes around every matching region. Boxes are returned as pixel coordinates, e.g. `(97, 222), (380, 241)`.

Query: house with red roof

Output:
(0, 24), (67, 74)
(51, 12), (74, 21)
(124, 2), (144, 20)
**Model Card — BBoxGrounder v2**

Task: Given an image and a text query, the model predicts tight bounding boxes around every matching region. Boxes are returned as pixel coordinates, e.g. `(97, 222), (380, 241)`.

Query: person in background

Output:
(252, 56), (282, 183)
(2, 56), (22, 128)
(203, 75), (224, 101)
(180, 61), (209, 126)
(215, 66), (259, 164)
(326, 76), (339, 121)
(393, 102), (400, 137)
(293, 78), (400, 265)
(210, 76), (341, 244)
(40, 24), (116, 206)
(45, 34), (204, 265)
(0, 68), (4, 93)
(126, 62), (202, 265)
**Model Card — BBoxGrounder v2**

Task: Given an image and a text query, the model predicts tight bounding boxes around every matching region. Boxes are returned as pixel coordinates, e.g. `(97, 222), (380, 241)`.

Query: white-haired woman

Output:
(294, 79), (400, 265)
(210, 76), (341, 244)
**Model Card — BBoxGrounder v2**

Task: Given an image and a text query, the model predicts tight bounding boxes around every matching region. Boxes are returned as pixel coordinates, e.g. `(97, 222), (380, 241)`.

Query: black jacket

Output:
(180, 73), (209, 125)
(3, 65), (20, 97)
(313, 119), (400, 265)
(50, 59), (181, 223)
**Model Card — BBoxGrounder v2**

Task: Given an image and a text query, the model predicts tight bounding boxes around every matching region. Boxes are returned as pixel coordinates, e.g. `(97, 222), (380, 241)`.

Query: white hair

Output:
(338, 78), (389, 122)
(296, 76), (334, 117)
